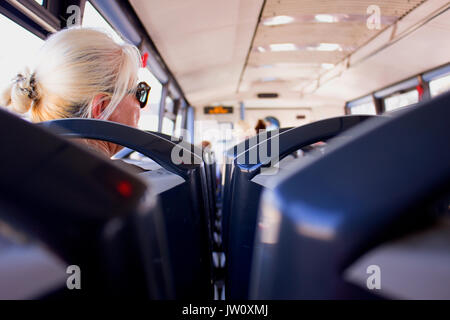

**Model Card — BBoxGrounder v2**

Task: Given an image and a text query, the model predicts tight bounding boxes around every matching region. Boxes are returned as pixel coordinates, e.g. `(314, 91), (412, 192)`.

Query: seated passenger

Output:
(254, 119), (266, 134)
(201, 140), (212, 151)
(0, 27), (150, 157)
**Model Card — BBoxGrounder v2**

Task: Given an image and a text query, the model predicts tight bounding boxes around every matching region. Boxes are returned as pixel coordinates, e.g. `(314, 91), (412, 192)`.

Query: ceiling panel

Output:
(314, 8), (450, 101)
(253, 23), (371, 47)
(243, 65), (320, 80)
(248, 51), (345, 65)
(242, 0), (428, 97)
(262, 0), (425, 17)
(129, 0), (264, 106)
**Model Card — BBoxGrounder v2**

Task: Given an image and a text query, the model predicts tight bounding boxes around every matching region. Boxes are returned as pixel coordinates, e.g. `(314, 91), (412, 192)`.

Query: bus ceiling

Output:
(127, 0), (449, 112)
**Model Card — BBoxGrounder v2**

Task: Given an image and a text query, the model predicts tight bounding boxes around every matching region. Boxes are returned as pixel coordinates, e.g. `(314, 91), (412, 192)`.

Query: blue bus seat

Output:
(39, 118), (214, 299)
(0, 108), (172, 298)
(225, 115), (375, 299)
(250, 92), (450, 299)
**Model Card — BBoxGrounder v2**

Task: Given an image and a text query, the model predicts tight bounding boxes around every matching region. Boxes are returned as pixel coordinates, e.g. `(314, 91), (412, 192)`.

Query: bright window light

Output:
(269, 43), (297, 52)
(138, 68), (163, 107)
(82, 1), (124, 44)
(138, 114), (159, 132)
(0, 13), (44, 95)
(162, 117), (174, 136)
(174, 112), (183, 138)
(263, 15), (294, 26)
(350, 101), (377, 115)
(165, 96), (174, 113)
(314, 14), (336, 23)
(137, 67), (163, 132)
(384, 90), (419, 112)
(257, 46), (266, 53)
(430, 73), (450, 97)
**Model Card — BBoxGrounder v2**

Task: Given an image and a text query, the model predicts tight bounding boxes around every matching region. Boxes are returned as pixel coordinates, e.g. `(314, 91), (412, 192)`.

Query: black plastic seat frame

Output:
(225, 115), (375, 299)
(250, 92), (450, 299)
(0, 109), (172, 298)
(38, 118), (214, 299)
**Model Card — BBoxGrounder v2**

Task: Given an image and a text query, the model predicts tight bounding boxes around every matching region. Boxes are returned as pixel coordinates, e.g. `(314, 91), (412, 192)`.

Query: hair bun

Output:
(9, 68), (40, 114)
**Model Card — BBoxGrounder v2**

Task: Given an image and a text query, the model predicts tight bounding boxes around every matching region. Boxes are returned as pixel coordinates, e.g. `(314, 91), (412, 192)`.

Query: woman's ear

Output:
(91, 94), (110, 119)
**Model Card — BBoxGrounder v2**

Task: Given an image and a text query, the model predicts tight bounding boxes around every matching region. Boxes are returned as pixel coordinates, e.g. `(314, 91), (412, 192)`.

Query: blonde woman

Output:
(0, 27), (150, 157)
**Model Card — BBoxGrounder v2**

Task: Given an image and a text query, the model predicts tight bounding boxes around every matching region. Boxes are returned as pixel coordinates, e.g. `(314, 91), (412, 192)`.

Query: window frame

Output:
(423, 63), (450, 98)
(0, 0), (56, 39)
(382, 87), (420, 113)
(345, 94), (378, 115)
(345, 63), (450, 114)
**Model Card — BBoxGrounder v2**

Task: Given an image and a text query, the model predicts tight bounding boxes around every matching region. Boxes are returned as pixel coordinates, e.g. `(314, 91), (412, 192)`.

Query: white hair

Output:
(0, 27), (141, 122)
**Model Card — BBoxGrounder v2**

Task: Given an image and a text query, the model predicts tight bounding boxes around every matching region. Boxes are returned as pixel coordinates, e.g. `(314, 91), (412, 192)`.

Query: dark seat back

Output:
(221, 129), (288, 252)
(114, 131), (219, 238)
(225, 115), (375, 299)
(0, 109), (172, 298)
(250, 92), (450, 299)
(39, 118), (214, 299)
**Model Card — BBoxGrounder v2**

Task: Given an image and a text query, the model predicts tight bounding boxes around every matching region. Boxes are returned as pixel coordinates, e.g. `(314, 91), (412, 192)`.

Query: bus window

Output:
(430, 74), (450, 98)
(138, 68), (163, 132)
(82, 1), (124, 44)
(384, 89), (419, 112)
(173, 111), (183, 138)
(0, 13), (44, 119)
(346, 95), (377, 115)
(161, 96), (175, 135)
(349, 101), (377, 115)
(0, 14), (44, 80)
(162, 117), (174, 136)
(34, 0), (44, 5)
(139, 113), (159, 132)
(216, 121), (234, 160)
(195, 120), (234, 160)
